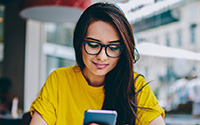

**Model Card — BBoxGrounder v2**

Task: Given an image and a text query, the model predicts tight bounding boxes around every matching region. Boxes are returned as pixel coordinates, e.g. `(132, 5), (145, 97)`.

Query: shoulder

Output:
(134, 72), (165, 124)
(134, 72), (145, 82)
(133, 72), (146, 92)
(44, 65), (80, 85)
(49, 65), (83, 85)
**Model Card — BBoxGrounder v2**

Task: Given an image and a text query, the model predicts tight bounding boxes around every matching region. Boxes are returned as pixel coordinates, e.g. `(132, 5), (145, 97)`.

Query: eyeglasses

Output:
(134, 48), (140, 63)
(83, 41), (123, 58)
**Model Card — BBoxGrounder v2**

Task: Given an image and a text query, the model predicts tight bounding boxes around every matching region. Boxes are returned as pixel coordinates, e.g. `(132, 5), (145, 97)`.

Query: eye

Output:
(109, 45), (120, 52)
(87, 42), (99, 48)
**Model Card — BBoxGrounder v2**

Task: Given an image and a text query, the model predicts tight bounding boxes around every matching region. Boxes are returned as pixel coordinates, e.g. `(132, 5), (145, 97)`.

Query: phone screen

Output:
(83, 109), (117, 125)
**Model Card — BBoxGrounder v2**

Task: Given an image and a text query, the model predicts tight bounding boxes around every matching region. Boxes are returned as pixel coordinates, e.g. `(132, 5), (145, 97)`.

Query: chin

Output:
(94, 72), (107, 76)
(93, 70), (108, 76)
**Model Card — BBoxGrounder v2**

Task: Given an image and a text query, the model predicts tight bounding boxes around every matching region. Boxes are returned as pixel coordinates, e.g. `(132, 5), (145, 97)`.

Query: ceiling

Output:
(0, 0), (129, 4)
(92, 0), (129, 4)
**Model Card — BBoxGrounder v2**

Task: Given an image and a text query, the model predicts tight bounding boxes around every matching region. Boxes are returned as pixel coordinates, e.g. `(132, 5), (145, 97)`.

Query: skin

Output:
(149, 115), (166, 125)
(30, 111), (47, 125)
(30, 20), (166, 125)
(30, 20), (120, 125)
(82, 20), (120, 87)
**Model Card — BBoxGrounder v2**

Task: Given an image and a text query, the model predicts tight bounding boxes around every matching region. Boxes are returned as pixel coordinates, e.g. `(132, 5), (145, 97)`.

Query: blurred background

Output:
(0, 0), (200, 124)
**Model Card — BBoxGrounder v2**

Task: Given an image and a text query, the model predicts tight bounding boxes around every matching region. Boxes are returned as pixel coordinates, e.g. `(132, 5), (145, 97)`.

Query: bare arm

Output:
(30, 111), (48, 125)
(149, 115), (165, 125)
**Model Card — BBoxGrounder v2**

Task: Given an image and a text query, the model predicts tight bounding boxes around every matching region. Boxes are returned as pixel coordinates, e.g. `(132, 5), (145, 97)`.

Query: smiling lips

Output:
(93, 62), (109, 69)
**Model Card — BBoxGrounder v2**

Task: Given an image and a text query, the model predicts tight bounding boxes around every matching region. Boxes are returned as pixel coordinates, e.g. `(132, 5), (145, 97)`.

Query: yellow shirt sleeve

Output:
(134, 73), (165, 125)
(30, 71), (58, 125)
(29, 66), (105, 125)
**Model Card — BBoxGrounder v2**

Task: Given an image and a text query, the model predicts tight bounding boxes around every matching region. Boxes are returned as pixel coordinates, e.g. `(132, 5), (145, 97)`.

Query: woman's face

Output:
(82, 20), (120, 77)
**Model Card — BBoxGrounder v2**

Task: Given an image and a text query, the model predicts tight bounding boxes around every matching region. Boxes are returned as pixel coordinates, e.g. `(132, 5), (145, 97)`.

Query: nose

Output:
(96, 47), (108, 61)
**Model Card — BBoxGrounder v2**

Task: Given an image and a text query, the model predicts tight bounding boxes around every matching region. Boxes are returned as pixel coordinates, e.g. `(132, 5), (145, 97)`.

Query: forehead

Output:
(86, 20), (120, 43)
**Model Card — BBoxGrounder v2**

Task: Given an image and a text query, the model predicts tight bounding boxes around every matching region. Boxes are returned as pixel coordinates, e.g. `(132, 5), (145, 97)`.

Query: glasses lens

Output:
(84, 41), (101, 55)
(83, 41), (122, 58)
(107, 45), (122, 57)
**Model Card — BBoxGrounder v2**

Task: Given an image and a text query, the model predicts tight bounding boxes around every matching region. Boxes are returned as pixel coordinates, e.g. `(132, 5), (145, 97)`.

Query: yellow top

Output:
(30, 65), (165, 125)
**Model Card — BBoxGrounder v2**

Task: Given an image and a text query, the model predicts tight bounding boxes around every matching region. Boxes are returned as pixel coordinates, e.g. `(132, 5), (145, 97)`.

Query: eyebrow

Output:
(85, 37), (121, 43)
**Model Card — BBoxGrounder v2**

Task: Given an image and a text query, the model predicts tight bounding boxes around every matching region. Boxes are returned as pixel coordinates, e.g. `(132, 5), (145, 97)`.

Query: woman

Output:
(30, 2), (165, 125)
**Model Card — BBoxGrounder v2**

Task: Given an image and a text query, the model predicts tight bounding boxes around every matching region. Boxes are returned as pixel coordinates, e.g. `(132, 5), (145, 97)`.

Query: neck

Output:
(82, 69), (105, 87)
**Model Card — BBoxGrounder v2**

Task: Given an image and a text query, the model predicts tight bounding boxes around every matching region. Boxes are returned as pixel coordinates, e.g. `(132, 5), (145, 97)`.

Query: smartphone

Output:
(83, 109), (118, 125)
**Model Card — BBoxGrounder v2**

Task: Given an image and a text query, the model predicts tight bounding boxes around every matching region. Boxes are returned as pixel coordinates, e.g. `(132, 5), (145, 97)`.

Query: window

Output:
(45, 23), (75, 47)
(46, 56), (75, 76)
(190, 24), (196, 44)
(177, 29), (182, 47)
(155, 36), (159, 44)
(45, 22), (76, 76)
(165, 33), (170, 46)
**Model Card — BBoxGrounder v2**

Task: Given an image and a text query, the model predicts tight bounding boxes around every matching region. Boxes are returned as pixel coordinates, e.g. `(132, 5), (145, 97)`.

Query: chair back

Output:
(22, 112), (32, 125)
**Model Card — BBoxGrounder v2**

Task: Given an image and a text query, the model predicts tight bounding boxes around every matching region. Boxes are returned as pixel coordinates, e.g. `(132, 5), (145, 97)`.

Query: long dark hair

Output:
(73, 2), (137, 125)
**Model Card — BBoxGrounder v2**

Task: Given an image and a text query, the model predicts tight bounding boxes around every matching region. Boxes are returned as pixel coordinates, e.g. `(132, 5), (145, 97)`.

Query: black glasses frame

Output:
(83, 41), (123, 58)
